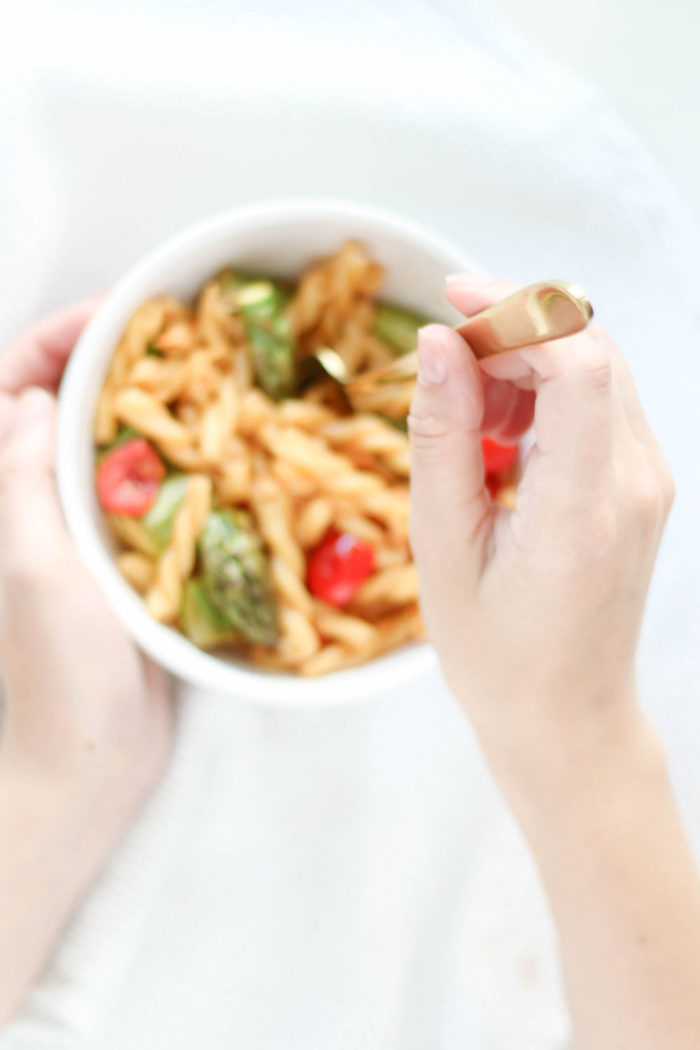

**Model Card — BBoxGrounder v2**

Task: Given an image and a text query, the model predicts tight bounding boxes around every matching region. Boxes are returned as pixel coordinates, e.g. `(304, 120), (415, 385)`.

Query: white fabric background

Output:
(1, 2), (699, 1048)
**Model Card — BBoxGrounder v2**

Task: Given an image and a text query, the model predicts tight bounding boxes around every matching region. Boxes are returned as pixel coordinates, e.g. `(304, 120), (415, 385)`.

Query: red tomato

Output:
(481, 437), (518, 475)
(97, 438), (166, 517)
(485, 473), (502, 498)
(307, 530), (375, 607)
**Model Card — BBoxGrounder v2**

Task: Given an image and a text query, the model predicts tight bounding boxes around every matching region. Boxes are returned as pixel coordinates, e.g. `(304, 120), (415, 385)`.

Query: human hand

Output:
(0, 300), (172, 799)
(407, 276), (700, 1050)
(0, 302), (172, 1024)
(408, 275), (674, 782)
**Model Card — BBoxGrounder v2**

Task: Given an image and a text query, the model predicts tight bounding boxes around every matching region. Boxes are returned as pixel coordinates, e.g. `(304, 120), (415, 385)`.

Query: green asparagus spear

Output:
(142, 475), (189, 552)
(180, 579), (239, 649)
(219, 271), (297, 400)
(198, 509), (278, 646)
(373, 302), (432, 356)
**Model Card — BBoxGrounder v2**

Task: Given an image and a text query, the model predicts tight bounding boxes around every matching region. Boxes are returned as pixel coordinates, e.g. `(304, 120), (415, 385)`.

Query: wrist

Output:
(0, 761), (87, 922)
(0, 757), (129, 1027)
(1, 703), (166, 830)
(0, 758), (99, 874)
(473, 689), (666, 825)
(0, 745), (148, 887)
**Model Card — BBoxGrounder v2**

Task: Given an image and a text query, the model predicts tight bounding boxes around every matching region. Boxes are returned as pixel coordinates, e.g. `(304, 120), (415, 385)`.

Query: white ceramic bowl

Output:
(57, 199), (476, 704)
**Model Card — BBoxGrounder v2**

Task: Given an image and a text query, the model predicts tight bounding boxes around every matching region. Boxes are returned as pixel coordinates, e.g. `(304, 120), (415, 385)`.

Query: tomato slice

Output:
(97, 438), (166, 517)
(307, 530), (375, 607)
(481, 436), (518, 475)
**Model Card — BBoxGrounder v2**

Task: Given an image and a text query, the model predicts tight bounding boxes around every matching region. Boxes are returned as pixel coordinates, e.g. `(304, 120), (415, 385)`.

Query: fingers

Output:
(0, 296), (103, 577)
(481, 377), (536, 442)
(591, 326), (668, 453)
(0, 387), (57, 474)
(0, 388), (69, 579)
(446, 274), (583, 389)
(445, 275), (536, 440)
(524, 335), (615, 479)
(0, 297), (100, 395)
(447, 275), (661, 453)
(446, 273), (673, 562)
(408, 325), (491, 590)
(599, 331), (675, 514)
(506, 334), (623, 564)
(445, 273), (520, 317)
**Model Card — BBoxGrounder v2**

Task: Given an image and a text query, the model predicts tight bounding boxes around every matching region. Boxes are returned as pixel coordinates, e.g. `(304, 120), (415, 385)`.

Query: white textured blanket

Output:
(0, 2), (698, 1048)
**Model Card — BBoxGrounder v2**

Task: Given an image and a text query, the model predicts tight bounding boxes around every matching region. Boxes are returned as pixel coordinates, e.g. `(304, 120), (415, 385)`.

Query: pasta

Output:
(94, 242), (519, 675)
(113, 388), (192, 448)
(116, 551), (156, 593)
(145, 475), (212, 622)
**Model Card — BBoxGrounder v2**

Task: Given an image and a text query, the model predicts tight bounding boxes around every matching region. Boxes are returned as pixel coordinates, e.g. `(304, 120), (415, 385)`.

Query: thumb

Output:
(0, 387), (68, 577)
(408, 325), (491, 589)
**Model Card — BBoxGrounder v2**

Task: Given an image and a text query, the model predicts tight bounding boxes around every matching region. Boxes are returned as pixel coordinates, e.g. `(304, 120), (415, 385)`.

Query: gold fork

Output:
(313, 280), (593, 417)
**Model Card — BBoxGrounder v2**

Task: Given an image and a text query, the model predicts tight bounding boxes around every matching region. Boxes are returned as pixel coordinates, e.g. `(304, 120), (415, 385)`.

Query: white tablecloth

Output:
(1, 2), (699, 1048)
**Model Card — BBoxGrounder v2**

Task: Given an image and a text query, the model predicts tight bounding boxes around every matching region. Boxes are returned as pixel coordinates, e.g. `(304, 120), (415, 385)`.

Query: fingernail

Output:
(417, 327), (448, 386)
(445, 272), (492, 287)
(14, 387), (53, 430)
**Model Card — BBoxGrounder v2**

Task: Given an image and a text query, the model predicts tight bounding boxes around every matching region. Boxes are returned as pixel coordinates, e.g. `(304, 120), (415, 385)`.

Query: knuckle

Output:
(408, 411), (452, 441)
(587, 322), (613, 345)
(575, 342), (613, 391)
(407, 411), (454, 459)
(629, 469), (666, 528)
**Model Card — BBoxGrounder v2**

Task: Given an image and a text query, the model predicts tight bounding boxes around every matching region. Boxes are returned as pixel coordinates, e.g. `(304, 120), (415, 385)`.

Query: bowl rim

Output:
(56, 197), (477, 705)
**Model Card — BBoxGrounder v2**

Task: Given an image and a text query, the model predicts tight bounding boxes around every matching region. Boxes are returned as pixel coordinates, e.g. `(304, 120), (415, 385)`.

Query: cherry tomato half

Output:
(97, 438), (166, 517)
(307, 530), (375, 607)
(485, 473), (502, 499)
(481, 436), (518, 475)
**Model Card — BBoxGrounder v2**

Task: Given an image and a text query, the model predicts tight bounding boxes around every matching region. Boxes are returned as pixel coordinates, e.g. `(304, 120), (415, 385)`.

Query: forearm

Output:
(0, 766), (90, 1025)
(487, 707), (700, 1050)
(0, 755), (139, 1028)
(0, 302), (172, 1028)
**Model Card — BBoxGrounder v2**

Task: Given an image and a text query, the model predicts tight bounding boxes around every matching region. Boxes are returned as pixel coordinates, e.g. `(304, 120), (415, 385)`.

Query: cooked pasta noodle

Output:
(352, 563), (419, 609)
(116, 551), (156, 592)
(321, 416), (410, 477)
(146, 475), (212, 622)
(251, 485), (305, 581)
(294, 497), (335, 549)
(313, 605), (376, 650)
(277, 606), (321, 664)
(109, 514), (159, 557)
(113, 388), (191, 448)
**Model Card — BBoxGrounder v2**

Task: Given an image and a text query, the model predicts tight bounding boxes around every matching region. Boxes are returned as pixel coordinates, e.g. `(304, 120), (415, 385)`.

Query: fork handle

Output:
(457, 280), (593, 359)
